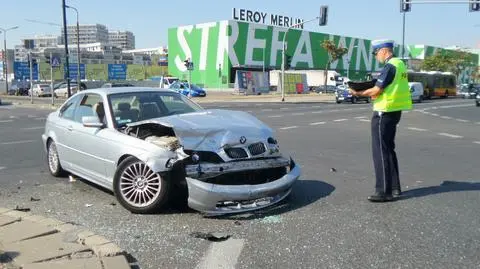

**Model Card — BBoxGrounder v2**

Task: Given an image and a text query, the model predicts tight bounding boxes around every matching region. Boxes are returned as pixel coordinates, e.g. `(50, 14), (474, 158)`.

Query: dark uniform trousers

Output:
(371, 110), (402, 195)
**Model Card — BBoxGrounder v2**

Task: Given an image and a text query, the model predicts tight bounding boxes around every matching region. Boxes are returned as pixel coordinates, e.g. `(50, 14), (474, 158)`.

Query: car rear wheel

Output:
(47, 140), (67, 177)
(476, 101), (480, 107)
(418, 95), (423, 103)
(114, 157), (171, 214)
(351, 97), (357, 104)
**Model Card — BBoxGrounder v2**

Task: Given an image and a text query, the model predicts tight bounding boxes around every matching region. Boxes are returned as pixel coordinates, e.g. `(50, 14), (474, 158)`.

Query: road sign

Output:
(108, 64), (127, 80)
(63, 63), (86, 81)
(51, 56), (61, 67)
(14, 61), (38, 80)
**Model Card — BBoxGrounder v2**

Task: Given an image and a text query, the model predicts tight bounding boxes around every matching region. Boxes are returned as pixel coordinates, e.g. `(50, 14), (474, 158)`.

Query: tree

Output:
(421, 50), (476, 78)
(321, 39), (348, 92)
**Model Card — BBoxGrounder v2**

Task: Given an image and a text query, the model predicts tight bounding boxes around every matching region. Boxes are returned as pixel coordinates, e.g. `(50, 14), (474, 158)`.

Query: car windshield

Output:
(108, 91), (204, 127)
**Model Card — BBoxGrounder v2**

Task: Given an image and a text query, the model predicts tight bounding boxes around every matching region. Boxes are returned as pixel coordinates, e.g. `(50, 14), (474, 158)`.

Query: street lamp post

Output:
(0, 26), (19, 94)
(66, 5), (81, 86)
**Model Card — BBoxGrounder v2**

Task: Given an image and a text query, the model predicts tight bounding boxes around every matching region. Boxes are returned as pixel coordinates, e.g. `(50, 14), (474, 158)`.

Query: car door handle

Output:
(67, 126), (73, 131)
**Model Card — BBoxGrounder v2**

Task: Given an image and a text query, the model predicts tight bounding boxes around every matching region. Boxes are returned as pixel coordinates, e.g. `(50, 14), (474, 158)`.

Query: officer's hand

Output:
(349, 89), (358, 96)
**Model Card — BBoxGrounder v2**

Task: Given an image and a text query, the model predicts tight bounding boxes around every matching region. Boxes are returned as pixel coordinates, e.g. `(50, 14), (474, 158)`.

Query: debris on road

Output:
(14, 206), (31, 212)
(330, 167), (337, 173)
(260, 215), (282, 224)
(30, 196), (41, 202)
(69, 175), (77, 182)
(85, 204), (93, 208)
(190, 232), (231, 242)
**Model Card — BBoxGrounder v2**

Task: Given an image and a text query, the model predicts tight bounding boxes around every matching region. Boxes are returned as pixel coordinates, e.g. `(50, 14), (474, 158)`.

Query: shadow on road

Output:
(209, 179), (335, 220)
(401, 180), (480, 200)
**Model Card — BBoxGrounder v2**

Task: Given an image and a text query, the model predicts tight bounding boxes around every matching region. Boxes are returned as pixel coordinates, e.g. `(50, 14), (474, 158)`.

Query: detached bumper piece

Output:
(185, 158), (300, 215)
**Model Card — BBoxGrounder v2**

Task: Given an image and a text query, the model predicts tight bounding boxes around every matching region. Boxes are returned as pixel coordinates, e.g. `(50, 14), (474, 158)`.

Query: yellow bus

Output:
(407, 71), (457, 99)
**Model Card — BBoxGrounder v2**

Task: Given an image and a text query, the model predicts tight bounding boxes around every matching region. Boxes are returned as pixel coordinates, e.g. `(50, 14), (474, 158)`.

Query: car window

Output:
(73, 94), (103, 123)
(59, 95), (82, 120)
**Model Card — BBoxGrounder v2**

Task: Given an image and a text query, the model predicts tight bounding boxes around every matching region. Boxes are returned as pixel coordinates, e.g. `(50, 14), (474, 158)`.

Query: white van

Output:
(409, 82), (424, 103)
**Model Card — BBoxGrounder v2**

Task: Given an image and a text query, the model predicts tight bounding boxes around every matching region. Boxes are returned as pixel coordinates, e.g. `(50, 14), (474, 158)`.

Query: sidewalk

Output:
(1, 91), (335, 109)
(0, 208), (132, 269)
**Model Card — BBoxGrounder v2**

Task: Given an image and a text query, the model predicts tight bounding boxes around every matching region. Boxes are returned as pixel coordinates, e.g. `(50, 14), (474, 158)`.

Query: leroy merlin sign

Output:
(168, 20), (410, 87)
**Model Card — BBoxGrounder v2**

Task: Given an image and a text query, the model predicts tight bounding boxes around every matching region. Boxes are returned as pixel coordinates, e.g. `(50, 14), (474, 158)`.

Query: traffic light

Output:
(284, 54), (292, 69)
(470, 0), (480, 11)
(400, 0), (411, 12)
(319, 6), (328, 26)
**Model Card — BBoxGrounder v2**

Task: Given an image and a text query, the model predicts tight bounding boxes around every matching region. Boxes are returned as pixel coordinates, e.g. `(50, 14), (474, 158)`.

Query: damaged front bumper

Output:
(185, 158), (300, 215)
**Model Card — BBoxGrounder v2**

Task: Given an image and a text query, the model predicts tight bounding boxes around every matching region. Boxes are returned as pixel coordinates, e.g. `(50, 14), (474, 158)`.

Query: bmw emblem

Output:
(239, 136), (247, 144)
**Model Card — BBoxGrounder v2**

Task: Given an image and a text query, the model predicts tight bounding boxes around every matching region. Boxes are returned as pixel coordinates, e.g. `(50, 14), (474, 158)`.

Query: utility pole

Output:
(66, 5), (81, 86)
(0, 26), (19, 94)
(62, 0), (71, 97)
(50, 51), (54, 106)
(29, 51), (33, 104)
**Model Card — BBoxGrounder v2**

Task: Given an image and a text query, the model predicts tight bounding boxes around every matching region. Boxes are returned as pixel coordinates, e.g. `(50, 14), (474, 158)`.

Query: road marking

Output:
(354, 116), (367, 119)
(292, 112), (305, 116)
(27, 115), (36, 118)
(309, 121), (326, 125)
(267, 115), (282, 118)
(21, 126), (44, 130)
(358, 119), (370, 122)
(312, 105), (322, 108)
(9, 116), (17, 119)
(476, 122), (480, 125)
(261, 109), (273, 111)
(255, 104), (262, 106)
(0, 120), (13, 123)
(0, 167), (5, 171)
(195, 239), (245, 269)
(35, 117), (46, 120)
(440, 116), (452, 119)
(473, 141), (480, 145)
(279, 126), (298, 130)
(455, 119), (470, 123)
(431, 113), (439, 116)
(333, 119), (348, 122)
(407, 127), (428, 132)
(311, 111), (323, 114)
(280, 107), (289, 110)
(437, 133), (463, 139)
(0, 140), (36, 145)
(246, 110), (253, 113)
(403, 111), (410, 114)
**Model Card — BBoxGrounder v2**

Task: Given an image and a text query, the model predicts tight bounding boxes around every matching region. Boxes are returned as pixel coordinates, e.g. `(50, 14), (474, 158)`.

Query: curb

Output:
(0, 207), (134, 269)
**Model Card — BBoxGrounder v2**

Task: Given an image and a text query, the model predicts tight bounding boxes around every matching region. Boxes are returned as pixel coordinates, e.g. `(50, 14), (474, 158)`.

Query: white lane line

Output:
(437, 133), (463, 139)
(280, 108), (289, 110)
(261, 109), (273, 111)
(292, 112), (305, 116)
(407, 127), (428, 132)
(27, 115), (36, 118)
(431, 113), (439, 116)
(403, 111), (410, 114)
(473, 141), (480, 145)
(333, 119), (348, 122)
(195, 239), (245, 269)
(246, 110), (253, 113)
(354, 116), (367, 119)
(309, 121), (326, 126)
(0, 120), (14, 123)
(312, 105), (322, 108)
(311, 111), (323, 114)
(21, 126), (44, 130)
(455, 119), (470, 123)
(0, 167), (5, 171)
(255, 104), (262, 106)
(440, 116), (453, 119)
(35, 117), (46, 120)
(9, 116), (17, 119)
(358, 119), (370, 122)
(0, 140), (36, 145)
(476, 122), (480, 125)
(267, 115), (282, 118)
(279, 126), (298, 130)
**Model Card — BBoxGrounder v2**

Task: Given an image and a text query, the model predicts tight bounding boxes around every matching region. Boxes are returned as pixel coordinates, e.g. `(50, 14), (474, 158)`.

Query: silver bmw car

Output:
(42, 87), (301, 215)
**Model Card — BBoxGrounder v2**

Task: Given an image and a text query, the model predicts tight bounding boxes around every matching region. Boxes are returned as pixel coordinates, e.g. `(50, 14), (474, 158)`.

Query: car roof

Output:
(78, 86), (174, 96)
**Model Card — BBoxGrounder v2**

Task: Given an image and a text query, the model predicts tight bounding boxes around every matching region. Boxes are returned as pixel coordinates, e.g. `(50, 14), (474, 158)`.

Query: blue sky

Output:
(1, 0), (479, 49)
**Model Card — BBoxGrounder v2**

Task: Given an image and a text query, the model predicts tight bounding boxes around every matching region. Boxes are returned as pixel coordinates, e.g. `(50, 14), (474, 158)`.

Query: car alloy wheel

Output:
(114, 157), (170, 214)
(47, 140), (66, 177)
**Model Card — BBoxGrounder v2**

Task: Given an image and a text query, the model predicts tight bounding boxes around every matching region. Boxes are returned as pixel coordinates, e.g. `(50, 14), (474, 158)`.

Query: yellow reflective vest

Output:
(373, 57), (412, 112)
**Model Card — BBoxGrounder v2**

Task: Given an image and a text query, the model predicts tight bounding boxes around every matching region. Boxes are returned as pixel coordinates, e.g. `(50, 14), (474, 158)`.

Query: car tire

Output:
(418, 95), (423, 103)
(47, 140), (67, 177)
(336, 98), (341, 104)
(476, 101), (480, 107)
(113, 156), (171, 214)
(351, 97), (357, 104)
(366, 97), (371, 103)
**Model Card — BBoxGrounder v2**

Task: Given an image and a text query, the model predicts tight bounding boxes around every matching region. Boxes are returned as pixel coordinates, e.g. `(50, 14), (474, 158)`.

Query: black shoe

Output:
(393, 189), (402, 198)
(367, 193), (394, 202)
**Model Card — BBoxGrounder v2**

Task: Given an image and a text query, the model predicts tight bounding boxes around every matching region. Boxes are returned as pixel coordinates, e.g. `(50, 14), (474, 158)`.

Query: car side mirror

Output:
(82, 116), (105, 128)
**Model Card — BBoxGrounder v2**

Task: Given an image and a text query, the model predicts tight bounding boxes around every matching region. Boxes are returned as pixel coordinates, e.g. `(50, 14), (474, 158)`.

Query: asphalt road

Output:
(0, 97), (479, 269)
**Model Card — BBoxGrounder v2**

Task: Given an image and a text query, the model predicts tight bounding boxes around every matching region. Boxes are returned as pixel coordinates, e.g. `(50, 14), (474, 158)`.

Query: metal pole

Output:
(50, 51), (54, 106)
(3, 32), (7, 94)
(402, 11), (406, 60)
(29, 51), (33, 104)
(62, 0), (71, 97)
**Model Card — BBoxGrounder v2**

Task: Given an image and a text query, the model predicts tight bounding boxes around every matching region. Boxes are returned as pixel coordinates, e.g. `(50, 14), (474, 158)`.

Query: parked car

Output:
(101, 83), (135, 88)
(30, 84), (52, 97)
(42, 87), (300, 214)
(335, 88), (370, 104)
(169, 81), (207, 97)
(314, 85), (338, 94)
(409, 82), (424, 103)
(476, 92), (479, 107)
(54, 81), (86, 97)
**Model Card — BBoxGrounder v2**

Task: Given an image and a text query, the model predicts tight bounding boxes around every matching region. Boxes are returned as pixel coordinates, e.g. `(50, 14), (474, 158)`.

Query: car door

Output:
(67, 93), (113, 182)
(54, 94), (83, 169)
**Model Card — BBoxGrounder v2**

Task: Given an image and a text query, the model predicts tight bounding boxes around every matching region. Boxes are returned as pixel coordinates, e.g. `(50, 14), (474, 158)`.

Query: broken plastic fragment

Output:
(190, 232), (231, 242)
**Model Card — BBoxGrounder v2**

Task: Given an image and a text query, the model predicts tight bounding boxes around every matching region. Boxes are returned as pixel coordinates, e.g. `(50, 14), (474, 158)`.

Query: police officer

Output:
(349, 39), (412, 202)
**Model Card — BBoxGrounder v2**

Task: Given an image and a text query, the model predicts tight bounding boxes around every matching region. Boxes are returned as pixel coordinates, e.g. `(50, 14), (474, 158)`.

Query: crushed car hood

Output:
(128, 109), (274, 151)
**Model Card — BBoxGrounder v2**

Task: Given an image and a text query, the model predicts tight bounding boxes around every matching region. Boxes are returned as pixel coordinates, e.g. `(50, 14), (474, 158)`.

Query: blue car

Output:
(335, 88), (370, 104)
(169, 81), (207, 97)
